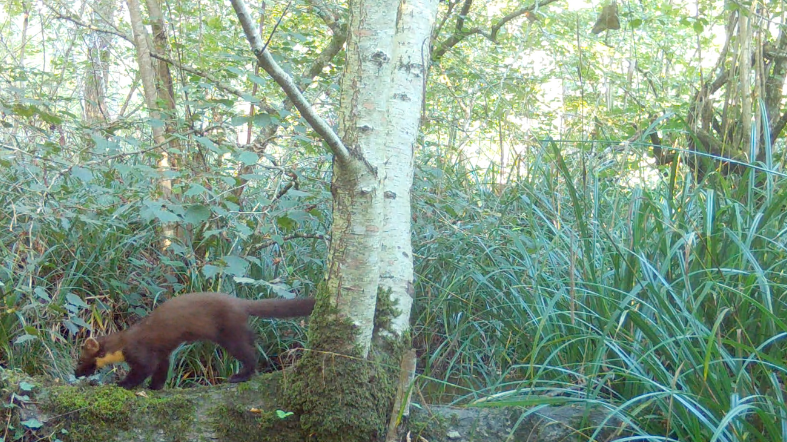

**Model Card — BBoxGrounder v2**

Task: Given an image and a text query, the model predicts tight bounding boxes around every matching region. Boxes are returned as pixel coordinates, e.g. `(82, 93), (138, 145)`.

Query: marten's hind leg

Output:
(222, 327), (257, 383)
(149, 357), (171, 390)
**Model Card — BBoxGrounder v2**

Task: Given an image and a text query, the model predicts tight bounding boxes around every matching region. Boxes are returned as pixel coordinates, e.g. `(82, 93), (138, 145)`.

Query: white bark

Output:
(381, 0), (439, 335)
(327, 0), (398, 356)
(126, 0), (173, 245)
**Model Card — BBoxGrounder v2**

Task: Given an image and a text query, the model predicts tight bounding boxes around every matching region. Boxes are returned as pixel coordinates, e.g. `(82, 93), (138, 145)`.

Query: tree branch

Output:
(149, 52), (276, 115)
(49, 10), (133, 44)
(229, 0), (349, 164)
(431, 0), (560, 61)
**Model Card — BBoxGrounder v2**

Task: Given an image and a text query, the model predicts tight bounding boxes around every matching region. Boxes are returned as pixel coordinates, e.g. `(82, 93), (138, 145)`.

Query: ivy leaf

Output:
(184, 205), (211, 225)
(21, 418), (43, 429)
(222, 256), (249, 277)
(237, 151), (259, 166)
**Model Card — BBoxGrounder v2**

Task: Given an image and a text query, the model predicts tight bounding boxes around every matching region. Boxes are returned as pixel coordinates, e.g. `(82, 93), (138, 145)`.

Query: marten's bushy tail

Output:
(243, 298), (316, 318)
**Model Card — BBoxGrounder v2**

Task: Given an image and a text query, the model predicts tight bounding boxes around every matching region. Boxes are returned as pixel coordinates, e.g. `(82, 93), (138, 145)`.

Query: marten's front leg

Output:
(117, 348), (155, 389)
(117, 365), (151, 389)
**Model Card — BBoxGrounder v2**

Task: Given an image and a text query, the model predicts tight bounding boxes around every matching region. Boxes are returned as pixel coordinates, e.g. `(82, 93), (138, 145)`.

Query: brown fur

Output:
(75, 292), (315, 390)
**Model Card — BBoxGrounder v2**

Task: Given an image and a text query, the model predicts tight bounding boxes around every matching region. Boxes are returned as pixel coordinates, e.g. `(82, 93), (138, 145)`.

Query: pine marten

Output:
(74, 292), (315, 390)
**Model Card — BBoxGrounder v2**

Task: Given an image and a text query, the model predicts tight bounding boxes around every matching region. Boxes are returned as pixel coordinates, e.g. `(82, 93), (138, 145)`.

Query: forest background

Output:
(2, 0), (787, 441)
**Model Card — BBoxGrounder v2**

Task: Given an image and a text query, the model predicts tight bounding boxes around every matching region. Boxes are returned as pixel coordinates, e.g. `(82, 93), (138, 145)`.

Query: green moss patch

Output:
(209, 372), (302, 442)
(283, 292), (401, 442)
(42, 385), (196, 442)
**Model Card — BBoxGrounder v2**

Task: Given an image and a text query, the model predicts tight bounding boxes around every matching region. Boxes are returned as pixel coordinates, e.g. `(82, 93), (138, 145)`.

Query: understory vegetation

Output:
(3, 131), (786, 440)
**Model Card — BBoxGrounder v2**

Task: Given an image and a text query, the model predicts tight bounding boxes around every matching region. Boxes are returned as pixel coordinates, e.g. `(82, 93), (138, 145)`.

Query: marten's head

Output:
(75, 337), (125, 377)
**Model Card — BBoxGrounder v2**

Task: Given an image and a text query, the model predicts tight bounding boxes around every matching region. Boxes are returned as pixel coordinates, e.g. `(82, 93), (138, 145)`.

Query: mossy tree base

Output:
(282, 293), (403, 442)
(284, 349), (398, 441)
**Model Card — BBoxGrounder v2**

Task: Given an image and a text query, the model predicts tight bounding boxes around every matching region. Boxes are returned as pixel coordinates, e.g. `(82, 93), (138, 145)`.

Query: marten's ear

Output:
(83, 337), (100, 354)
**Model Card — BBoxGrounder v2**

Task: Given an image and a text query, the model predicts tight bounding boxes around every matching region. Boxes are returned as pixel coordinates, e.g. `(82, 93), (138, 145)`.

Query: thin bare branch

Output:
(431, 0), (560, 61)
(230, 0), (349, 164)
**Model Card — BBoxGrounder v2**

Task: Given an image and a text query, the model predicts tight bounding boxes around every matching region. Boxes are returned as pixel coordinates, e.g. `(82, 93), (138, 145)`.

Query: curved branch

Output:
(431, 0), (560, 61)
(298, 25), (348, 89)
(230, 0), (349, 164)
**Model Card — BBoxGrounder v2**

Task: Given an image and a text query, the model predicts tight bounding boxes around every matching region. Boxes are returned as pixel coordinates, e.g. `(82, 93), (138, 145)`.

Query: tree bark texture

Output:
(319, 0), (398, 356)
(126, 0), (173, 245)
(126, 0), (168, 184)
(380, 0), (439, 336)
(83, 0), (115, 122)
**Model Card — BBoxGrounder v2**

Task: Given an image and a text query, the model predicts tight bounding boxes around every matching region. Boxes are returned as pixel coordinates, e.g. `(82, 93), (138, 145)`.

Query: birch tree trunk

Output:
(126, 0), (174, 245)
(381, 0), (438, 336)
(323, 0), (397, 356)
(230, 0), (438, 438)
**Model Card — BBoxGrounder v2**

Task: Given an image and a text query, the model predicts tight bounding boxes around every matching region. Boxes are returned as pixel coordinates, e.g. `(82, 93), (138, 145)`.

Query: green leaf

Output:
(202, 265), (221, 279)
(184, 183), (208, 197)
(629, 18), (642, 29)
(230, 116), (249, 126)
(33, 287), (50, 301)
(65, 293), (88, 309)
(18, 381), (35, 392)
(249, 74), (267, 86)
(253, 114), (272, 127)
(61, 320), (79, 335)
(39, 111), (63, 125)
(276, 410), (294, 419)
(286, 189), (310, 198)
(184, 205), (211, 225)
(21, 419), (42, 429)
(70, 166), (94, 182)
(196, 136), (220, 153)
(69, 315), (90, 329)
(276, 215), (296, 231)
(141, 201), (180, 223)
(237, 151), (259, 166)
(222, 255), (249, 277)
(14, 335), (37, 345)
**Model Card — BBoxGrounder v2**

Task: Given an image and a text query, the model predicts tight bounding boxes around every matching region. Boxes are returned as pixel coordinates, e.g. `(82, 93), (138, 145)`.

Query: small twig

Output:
(149, 52), (275, 115)
(50, 11), (133, 44)
(261, 0), (292, 53)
